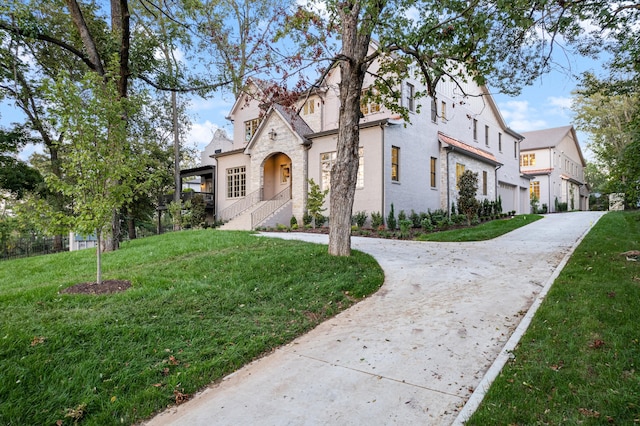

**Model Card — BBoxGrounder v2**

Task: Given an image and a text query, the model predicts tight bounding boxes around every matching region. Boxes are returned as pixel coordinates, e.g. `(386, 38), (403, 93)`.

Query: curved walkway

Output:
(146, 211), (606, 426)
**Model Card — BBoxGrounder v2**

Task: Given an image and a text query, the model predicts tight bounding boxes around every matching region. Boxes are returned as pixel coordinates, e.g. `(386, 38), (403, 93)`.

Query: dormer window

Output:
(302, 99), (315, 115)
(244, 118), (260, 142)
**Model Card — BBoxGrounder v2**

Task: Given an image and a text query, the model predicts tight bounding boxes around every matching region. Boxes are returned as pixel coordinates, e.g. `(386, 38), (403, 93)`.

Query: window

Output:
(391, 146), (400, 182)
(473, 119), (478, 140)
(482, 171), (488, 195)
(360, 89), (381, 115)
(430, 157), (437, 188)
(406, 83), (415, 112)
(302, 99), (315, 115)
(441, 101), (447, 122)
(520, 153), (536, 167)
(498, 132), (502, 152)
(320, 151), (336, 191)
(244, 118), (260, 142)
(485, 125), (489, 146)
(226, 166), (246, 198)
(321, 149), (364, 190)
(530, 181), (540, 199)
(456, 163), (465, 188)
(430, 98), (437, 123)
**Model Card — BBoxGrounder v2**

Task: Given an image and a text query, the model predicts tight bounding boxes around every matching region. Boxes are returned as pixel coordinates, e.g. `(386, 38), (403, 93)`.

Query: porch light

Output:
(269, 129), (277, 140)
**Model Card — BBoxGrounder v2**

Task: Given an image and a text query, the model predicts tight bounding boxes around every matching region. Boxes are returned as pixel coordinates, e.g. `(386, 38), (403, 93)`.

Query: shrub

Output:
(399, 219), (413, 239)
(398, 209), (407, 222)
(302, 211), (312, 226)
(452, 214), (466, 225)
(409, 210), (421, 228)
(436, 217), (452, 229)
(421, 217), (434, 231)
(371, 211), (384, 229)
(315, 214), (327, 227)
(387, 203), (397, 230)
(290, 216), (298, 227)
(352, 211), (368, 228)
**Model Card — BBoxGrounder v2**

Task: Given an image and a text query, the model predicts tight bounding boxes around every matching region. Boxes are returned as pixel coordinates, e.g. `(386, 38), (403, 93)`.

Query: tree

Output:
(306, 178), (328, 228)
(562, 2), (640, 206)
(457, 170), (479, 225)
(0, 126), (42, 198)
(45, 69), (139, 284)
(288, 0), (573, 255)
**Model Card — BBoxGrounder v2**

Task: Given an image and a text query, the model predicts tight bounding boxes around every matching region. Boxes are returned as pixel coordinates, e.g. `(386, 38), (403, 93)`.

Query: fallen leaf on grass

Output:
(31, 336), (46, 346)
(174, 390), (191, 405)
(589, 339), (605, 349)
(168, 355), (179, 365)
(578, 407), (600, 418)
(550, 361), (564, 371)
(64, 403), (87, 422)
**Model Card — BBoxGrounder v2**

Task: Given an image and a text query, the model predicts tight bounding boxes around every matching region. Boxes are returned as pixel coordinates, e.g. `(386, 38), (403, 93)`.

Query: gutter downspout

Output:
(549, 148), (553, 212)
(381, 122), (386, 221)
(446, 146), (453, 218)
(494, 164), (502, 205)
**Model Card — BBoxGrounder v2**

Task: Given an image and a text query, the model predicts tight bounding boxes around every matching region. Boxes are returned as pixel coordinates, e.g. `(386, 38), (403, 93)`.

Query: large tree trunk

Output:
(328, 3), (372, 256)
(102, 208), (120, 252)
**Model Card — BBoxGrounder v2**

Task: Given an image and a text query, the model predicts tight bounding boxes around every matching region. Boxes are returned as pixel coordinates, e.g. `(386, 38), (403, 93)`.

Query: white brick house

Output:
(204, 62), (534, 229)
(520, 126), (589, 212)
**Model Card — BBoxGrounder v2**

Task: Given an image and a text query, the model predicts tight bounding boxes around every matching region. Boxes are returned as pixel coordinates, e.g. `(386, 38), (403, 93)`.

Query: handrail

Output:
(218, 188), (263, 222)
(251, 187), (291, 229)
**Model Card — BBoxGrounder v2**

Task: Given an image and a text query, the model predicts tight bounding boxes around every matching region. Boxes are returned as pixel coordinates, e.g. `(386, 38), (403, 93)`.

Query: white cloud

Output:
(186, 120), (220, 153)
(499, 100), (548, 132)
(548, 96), (572, 110)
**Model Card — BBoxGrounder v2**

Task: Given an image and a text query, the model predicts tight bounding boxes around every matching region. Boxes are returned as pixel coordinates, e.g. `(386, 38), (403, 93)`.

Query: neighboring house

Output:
(204, 50), (533, 230)
(520, 125), (589, 212)
(159, 129), (233, 223)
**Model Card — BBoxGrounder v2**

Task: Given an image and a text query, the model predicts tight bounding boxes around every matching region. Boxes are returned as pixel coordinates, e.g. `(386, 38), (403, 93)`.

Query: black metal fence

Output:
(1, 235), (70, 261)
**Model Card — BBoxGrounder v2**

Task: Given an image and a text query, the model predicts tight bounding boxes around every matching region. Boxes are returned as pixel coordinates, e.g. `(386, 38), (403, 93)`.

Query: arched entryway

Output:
(262, 152), (292, 200)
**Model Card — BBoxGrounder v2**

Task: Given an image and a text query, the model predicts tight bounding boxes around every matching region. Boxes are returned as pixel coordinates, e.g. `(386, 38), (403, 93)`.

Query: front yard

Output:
(0, 230), (383, 425)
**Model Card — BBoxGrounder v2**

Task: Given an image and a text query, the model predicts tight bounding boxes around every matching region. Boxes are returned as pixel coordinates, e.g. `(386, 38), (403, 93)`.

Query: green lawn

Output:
(416, 214), (543, 242)
(468, 211), (640, 425)
(0, 230), (383, 425)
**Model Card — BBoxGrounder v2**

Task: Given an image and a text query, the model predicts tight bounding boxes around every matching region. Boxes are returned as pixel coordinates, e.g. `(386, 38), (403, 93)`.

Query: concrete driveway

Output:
(145, 211), (606, 426)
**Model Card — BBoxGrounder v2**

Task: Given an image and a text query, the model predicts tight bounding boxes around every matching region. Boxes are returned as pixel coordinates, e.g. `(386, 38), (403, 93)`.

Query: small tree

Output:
(45, 69), (139, 284)
(458, 170), (480, 225)
(306, 178), (328, 228)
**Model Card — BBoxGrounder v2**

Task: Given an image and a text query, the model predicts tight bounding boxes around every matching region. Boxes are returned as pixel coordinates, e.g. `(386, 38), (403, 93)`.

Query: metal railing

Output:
(251, 187), (291, 229)
(218, 188), (263, 222)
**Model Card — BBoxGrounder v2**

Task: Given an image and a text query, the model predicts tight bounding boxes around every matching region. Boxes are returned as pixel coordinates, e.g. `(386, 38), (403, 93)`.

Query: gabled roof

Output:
(481, 86), (523, 140)
(244, 103), (314, 153)
(520, 125), (586, 166)
(438, 132), (502, 166)
(272, 104), (314, 138)
(520, 125), (574, 149)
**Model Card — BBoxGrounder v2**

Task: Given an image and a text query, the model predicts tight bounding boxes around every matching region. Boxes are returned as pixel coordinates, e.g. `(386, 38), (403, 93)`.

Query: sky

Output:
(0, 40), (604, 164)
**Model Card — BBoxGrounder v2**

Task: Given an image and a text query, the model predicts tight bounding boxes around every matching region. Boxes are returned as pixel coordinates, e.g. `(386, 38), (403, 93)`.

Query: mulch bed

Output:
(60, 280), (132, 295)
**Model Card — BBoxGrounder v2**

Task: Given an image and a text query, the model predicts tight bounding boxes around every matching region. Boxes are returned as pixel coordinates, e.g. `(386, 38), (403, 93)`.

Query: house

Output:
(203, 57), (533, 230)
(158, 129), (233, 224)
(519, 125), (589, 212)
